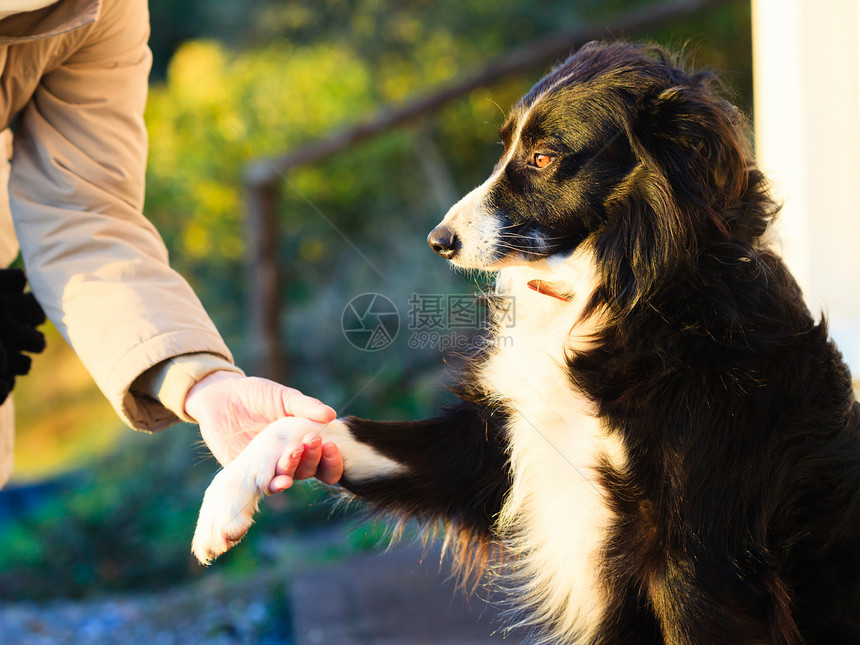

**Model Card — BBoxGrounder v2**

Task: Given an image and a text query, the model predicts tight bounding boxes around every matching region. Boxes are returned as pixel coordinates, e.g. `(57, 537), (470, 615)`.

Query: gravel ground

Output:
(0, 526), (358, 645)
(0, 573), (294, 645)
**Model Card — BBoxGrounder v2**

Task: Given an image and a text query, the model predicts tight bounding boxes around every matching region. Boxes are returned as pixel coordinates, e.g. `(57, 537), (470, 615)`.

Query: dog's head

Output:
(429, 41), (775, 307)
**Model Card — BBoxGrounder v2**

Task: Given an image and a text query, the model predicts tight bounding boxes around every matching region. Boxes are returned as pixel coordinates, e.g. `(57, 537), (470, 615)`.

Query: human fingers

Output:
(316, 442), (344, 485)
(269, 443), (304, 493)
(293, 433), (323, 481)
(280, 388), (336, 423)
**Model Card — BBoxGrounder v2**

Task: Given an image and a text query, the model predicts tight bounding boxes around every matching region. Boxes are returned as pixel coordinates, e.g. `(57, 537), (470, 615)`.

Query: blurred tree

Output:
(148, 0), (267, 78)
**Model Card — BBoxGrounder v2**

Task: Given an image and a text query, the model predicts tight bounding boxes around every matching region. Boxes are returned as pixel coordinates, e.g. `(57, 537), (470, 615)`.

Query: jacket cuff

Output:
(131, 352), (244, 427)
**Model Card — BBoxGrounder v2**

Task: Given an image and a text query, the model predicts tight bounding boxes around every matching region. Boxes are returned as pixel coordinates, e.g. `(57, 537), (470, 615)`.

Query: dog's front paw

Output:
(191, 416), (331, 565)
(192, 465), (261, 565)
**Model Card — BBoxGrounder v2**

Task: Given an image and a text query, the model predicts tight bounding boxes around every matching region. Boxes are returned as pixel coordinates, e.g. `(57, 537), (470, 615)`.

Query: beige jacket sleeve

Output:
(9, 0), (240, 431)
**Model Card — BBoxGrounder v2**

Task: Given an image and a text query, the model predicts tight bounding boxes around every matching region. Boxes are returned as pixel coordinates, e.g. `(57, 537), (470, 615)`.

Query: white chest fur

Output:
(480, 252), (625, 643)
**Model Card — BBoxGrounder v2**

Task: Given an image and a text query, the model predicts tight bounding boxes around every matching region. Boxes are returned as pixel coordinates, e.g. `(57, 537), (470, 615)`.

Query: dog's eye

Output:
(531, 153), (555, 169)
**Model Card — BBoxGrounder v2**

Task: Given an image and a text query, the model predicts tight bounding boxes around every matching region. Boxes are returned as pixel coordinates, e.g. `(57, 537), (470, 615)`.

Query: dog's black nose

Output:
(427, 226), (460, 259)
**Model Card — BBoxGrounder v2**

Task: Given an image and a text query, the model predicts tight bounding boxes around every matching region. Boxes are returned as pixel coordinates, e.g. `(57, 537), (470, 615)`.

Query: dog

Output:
(193, 41), (860, 644)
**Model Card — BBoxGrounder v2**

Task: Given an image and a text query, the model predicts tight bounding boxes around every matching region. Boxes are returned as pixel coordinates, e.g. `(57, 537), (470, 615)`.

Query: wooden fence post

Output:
(244, 179), (286, 383)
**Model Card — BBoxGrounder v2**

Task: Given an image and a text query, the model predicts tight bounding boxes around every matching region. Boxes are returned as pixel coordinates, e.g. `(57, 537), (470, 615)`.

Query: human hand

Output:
(184, 371), (344, 487)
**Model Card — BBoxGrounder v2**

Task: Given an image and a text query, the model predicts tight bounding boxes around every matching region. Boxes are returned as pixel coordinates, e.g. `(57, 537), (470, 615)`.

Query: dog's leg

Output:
(338, 402), (510, 542)
(192, 402), (509, 564)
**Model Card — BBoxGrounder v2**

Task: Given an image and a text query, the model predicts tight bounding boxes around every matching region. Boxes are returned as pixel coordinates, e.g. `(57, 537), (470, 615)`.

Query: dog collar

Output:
(527, 279), (572, 302)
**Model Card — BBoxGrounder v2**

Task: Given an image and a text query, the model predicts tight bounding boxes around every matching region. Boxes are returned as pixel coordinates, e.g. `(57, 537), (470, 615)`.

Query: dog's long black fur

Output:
(335, 42), (860, 643)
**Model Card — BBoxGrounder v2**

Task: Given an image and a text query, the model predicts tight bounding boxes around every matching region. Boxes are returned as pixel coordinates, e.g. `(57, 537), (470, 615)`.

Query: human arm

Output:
(9, 0), (231, 430)
(7, 0), (344, 486)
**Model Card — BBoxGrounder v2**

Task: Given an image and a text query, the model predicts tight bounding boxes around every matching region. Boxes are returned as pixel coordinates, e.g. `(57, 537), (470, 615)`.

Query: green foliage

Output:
(148, 0), (269, 79)
(146, 38), (375, 259)
(142, 29), (513, 393)
(0, 427), (207, 598)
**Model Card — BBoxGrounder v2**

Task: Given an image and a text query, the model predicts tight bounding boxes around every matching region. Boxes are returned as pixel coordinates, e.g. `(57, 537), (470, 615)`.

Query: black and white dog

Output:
(193, 42), (860, 643)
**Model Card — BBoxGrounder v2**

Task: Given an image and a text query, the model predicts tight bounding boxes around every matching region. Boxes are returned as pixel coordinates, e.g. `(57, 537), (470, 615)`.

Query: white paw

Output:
(191, 416), (327, 565)
(191, 466), (260, 565)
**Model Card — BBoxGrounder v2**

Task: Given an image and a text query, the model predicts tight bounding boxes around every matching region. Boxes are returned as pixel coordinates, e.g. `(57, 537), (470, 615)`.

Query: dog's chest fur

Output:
(478, 253), (626, 642)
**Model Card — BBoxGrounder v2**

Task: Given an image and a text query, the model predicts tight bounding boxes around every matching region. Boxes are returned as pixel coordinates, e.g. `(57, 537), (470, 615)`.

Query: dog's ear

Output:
(598, 158), (690, 312)
(633, 84), (756, 240)
(597, 83), (758, 312)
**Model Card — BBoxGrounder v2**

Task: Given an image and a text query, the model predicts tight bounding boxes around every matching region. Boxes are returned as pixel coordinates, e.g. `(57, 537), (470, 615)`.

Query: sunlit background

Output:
(2, 0), (857, 643)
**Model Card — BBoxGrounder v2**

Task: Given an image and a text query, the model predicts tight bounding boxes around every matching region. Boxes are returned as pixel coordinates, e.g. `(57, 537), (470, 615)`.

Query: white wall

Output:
(752, 0), (860, 372)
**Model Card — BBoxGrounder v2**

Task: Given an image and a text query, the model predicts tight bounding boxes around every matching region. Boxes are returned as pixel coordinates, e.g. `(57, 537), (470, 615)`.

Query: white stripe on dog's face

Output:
(432, 102), (539, 270)
(434, 179), (504, 270)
